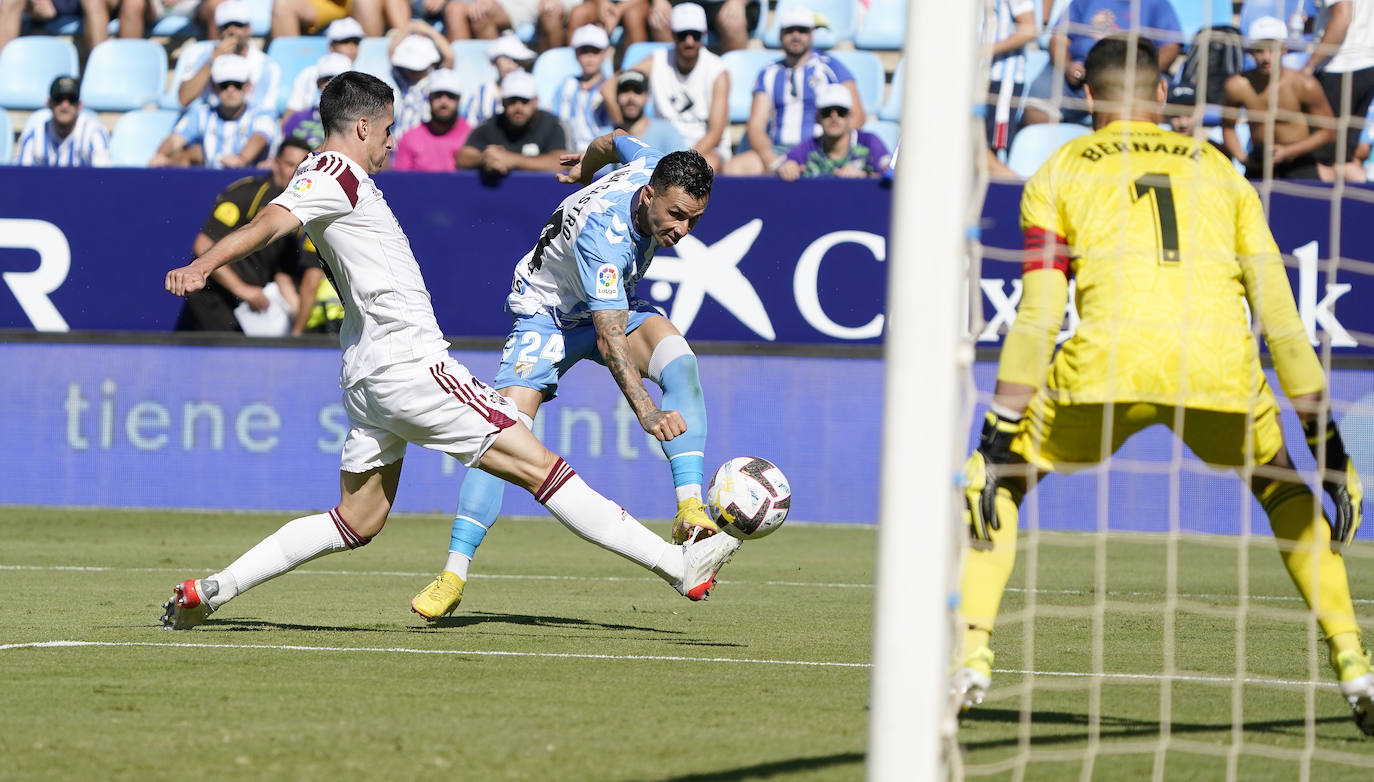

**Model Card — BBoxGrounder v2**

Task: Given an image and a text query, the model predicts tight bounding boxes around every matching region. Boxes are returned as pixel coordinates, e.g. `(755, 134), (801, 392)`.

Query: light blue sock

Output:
(449, 467), (506, 558)
(657, 352), (707, 498)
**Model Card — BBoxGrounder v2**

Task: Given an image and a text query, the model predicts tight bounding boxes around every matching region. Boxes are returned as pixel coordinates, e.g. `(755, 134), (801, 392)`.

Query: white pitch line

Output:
(995, 667), (1338, 690)
(0, 640), (867, 668)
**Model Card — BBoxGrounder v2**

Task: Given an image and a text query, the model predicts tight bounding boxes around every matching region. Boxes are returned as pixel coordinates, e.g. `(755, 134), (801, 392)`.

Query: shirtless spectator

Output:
(1223, 16), (1337, 180)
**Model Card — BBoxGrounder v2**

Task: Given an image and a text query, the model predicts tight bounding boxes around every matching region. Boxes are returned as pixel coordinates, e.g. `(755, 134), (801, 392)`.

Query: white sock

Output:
(536, 462), (682, 584)
(444, 551), (472, 581)
(675, 484), (701, 503)
(209, 509), (365, 607)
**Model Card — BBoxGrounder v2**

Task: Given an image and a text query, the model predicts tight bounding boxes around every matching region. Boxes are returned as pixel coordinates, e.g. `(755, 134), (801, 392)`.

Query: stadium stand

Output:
(0, 36), (78, 110)
(723, 48), (781, 123)
(246, 0), (274, 36)
(878, 56), (902, 123)
(266, 36), (332, 113)
(109, 108), (180, 167)
(160, 40), (214, 110)
(762, 0), (858, 50)
(620, 41), (672, 71)
(853, 0), (905, 51)
(828, 48), (883, 115)
(353, 36), (395, 82)
(1006, 121), (1090, 177)
(0, 109), (11, 164)
(865, 119), (900, 156)
(1172, 0), (1236, 47)
(532, 46), (613, 106)
(450, 39), (499, 98)
(80, 39), (168, 111)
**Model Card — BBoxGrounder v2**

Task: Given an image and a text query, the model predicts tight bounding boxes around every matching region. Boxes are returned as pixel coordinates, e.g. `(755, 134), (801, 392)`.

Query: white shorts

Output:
(339, 354), (519, 473)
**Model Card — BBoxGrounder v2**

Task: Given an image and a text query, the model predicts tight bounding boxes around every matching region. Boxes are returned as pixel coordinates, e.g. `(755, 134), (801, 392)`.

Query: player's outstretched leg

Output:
(160, 465), (396, 630)
(954, 484), (1024, 711)
(647, 333), (712, 543)
(1256, 473), (1374, 734)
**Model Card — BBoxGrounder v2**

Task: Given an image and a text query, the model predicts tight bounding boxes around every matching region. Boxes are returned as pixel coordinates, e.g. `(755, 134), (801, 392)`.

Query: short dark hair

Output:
(320, 71), (394, 137)
(278, 136), (314, 156)
(649, 150), (713, 200)
(1085, 35), (1161, 103)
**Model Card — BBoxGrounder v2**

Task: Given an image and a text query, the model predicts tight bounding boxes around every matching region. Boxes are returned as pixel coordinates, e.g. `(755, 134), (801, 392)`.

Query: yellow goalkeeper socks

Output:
(959, 488), (1022, 644)
(1260, 480), (1361, 642)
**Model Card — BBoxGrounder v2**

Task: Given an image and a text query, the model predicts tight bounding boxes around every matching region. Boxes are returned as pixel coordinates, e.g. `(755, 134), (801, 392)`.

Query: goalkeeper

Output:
(955, 34), (1372, 734)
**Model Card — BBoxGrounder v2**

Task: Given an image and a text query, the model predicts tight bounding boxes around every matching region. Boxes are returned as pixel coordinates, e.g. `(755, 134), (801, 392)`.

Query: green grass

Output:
(3, 509), (1374, 780)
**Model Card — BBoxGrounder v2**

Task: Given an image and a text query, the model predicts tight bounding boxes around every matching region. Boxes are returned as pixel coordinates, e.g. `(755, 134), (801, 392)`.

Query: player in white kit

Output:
(159, 72), (741, 630)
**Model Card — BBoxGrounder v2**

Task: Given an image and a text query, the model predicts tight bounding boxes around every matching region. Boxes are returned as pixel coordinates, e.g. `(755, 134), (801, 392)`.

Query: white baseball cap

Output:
(1248, 16), (1288, 43)
(487, 34), (536, 63)
(211, 53), (252, 85)
(427, 68), (462, 97)
(315, 52), (350, 80)
(391, 34), (440, 71)
(816, 83), (851, 111)
(501, 70), (537, 101)
(671, 3), (707, 34)
(214, 0), (251, 28)
(778, 6), (816, 30)
(324, 17), (365, 42)
(570, 24), (609, 51)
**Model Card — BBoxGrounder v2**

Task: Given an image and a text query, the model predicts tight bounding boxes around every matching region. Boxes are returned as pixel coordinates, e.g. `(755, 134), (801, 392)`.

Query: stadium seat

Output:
(80, 40), (168, 112)
(0, 36), (78, 110)
(0, 108), (12, 164)
(762, 0), (859, 49)
(722, 48), (781, 123)
(1171, 0), (1236, 47)
(245, 0), (273, 36)
(451, 44), (498, 102)
(354, 36), (394, 81)
(267, 36), (331, 114)
(621, 41), (671, 71)
(878, 57), (902, 122)
(827, 49), (883, 116)
(514, 22), (536, 44)
(1006, 122), (1090, 177)
(109, 108), (181, 167)
(532, 47), (612, 106)
(864, 120), (900, 157)
(853, 0), (906, 50)
(110, 11), (198, 36)
(160, 39), (213, 109)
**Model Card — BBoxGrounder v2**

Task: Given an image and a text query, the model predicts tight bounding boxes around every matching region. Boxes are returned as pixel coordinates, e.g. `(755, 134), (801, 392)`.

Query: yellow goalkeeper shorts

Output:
(1011, 395), (1284, 474)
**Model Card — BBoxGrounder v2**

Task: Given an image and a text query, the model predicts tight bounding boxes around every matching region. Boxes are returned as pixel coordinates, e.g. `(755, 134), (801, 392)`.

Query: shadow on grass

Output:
(645, 751), (865, 782)
(415, 611), (690, 635)
(198, 619), (395, 633)
(960, 708), (1353, 750)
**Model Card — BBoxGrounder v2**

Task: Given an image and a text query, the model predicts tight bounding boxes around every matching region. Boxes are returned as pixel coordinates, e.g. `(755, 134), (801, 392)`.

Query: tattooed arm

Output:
(592, 309), (687, 442)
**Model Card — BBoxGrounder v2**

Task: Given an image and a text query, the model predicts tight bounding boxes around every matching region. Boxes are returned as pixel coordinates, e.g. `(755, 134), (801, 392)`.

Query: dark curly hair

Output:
(649, 149), (714, 199)
(320, 71), (395, 137)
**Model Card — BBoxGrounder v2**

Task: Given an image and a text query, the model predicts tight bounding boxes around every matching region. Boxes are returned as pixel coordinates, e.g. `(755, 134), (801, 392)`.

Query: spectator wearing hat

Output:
(566, 0), (652, 47)
(1300, 0), (1374, 181)
(269, 0), (408, 37)
(175, 0), (282, 110)
(1021, 0), (1180, 127)
(284, 17), (365, 114)
(1224, 16), (1337, 181)
(610, 3), (729, 168)
(458, 70), (570, 176)
(648, 0), (758, 53)
(16, 77), (110, 167)
(611, 70), (684, 152)
(278, 53), (350, 152)
(463, 33), (537, 125)
(724, 5), (864, 175)
(463, 0), (578, 50)
(153, 54), (281, 169)
(551, 24), (612, 151)
(391, 25), (455, 138)
(776, 83), (887, 181)
(394, 68), (473, 170)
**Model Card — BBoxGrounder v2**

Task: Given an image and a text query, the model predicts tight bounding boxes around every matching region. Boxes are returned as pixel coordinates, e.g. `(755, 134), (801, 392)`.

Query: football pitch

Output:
(4, 509), (1374, 780)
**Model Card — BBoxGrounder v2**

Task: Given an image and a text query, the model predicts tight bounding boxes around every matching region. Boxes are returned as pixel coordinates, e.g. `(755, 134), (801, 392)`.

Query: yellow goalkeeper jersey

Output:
(1017, 119), (1322, 412)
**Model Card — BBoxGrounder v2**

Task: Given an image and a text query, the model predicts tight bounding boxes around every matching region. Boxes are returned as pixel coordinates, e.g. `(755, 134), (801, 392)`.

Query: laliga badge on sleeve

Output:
(594, 263), (619, 299)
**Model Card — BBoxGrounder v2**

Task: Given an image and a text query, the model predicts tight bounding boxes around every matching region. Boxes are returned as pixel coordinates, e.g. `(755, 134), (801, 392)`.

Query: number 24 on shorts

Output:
(504, 331), (566, 377)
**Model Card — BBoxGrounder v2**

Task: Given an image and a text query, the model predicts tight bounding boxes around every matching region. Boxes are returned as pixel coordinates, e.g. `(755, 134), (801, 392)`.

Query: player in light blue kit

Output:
(412, 129), (719, 620)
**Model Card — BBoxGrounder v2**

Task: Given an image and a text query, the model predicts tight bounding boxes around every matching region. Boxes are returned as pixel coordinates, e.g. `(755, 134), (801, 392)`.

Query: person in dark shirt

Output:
(457, 70), (569, 178)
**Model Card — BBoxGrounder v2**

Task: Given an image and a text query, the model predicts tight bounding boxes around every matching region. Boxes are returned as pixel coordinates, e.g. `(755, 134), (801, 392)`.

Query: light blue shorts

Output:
(492, 303), (661, 399)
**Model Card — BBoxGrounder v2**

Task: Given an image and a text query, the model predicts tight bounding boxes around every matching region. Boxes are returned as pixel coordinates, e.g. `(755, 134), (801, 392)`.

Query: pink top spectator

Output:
(393, 119), (473, 172)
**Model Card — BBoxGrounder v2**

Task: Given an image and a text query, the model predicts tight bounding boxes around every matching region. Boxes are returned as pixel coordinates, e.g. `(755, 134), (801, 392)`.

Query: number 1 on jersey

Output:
(1131, 173), (1180, 264)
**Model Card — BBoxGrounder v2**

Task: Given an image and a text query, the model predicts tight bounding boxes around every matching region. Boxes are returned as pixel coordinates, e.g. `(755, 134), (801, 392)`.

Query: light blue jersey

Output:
(172, 103), (280, 169)
(550, 74), (611, 152)
(506, 134), (664, 329)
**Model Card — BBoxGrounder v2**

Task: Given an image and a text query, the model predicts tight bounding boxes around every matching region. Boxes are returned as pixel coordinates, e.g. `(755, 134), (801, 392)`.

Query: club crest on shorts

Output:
(595, 264), (619, 299)
(515, 361), (535, 378)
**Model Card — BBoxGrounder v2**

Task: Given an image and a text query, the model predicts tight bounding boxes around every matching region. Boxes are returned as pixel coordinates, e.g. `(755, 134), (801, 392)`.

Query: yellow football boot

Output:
(410, 571), (466, 621)
(672, 496), (719, 544)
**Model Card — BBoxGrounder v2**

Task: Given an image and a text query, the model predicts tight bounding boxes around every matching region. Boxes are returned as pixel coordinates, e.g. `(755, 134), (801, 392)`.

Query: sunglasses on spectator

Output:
(215, 81), (246, 91)
(52, 95), (78, 105)
(674, 30), (702, 42)
(334, 37), (361, 45)
(431, 90), (459, 100)
(618, 85), (646, 94)
(502, 97), (532, 106)
(782, 26), (812, 36)
(818, 106), (848, 119)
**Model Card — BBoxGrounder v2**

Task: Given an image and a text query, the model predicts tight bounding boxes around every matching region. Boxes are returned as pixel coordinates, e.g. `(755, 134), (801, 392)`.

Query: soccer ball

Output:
(706, 457), (792, 540)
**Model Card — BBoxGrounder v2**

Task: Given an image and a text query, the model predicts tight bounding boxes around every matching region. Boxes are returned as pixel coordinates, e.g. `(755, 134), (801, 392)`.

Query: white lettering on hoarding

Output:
(793, 230), (886, 340)
(1, 218), (70, 332)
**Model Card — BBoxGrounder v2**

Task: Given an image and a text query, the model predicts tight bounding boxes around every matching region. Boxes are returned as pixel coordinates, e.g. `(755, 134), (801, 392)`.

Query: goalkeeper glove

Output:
(964, 409), (1024, 548)
(1304, 415), (1364, 550)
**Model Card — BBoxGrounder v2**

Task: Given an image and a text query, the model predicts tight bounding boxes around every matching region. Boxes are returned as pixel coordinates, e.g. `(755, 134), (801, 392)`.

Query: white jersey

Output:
(1315, 0), (1374, 72)
(506, 135), (664, 328)
(272, 150), (450, 388)
(16, 109), (110, 167)
(647, 48), (730, 162)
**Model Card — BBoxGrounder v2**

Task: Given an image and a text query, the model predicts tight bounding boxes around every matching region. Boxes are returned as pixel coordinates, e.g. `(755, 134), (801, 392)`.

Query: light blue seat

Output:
(1171, 0), (1236, 47)
(39, 15), (85, 35)
(267, 36), (332, 113)
(245, 0), (273, 36)
(827, 49), (882, 116)
(451, 46), (498, 100)
(864, 120), (899, 157)
(532, 46), (612, 106)
(80, 40), (168, 111)
(1006, 122), (1090, 177)
(514, 22), (536, 43)
(110, 12), (198, 36)
(160, 39), (213, 110)
(354, 36), (394, 81)
(109, 108), (181, 167)
(853, 0), (905, 50)
(762, 0), (859, 50)
(0, 108), (12, 164)
(0, 36), (79, 110)
(878, 57), (902, 122)
(722, 48), (780, 123)
(621, 41), (672, 70)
